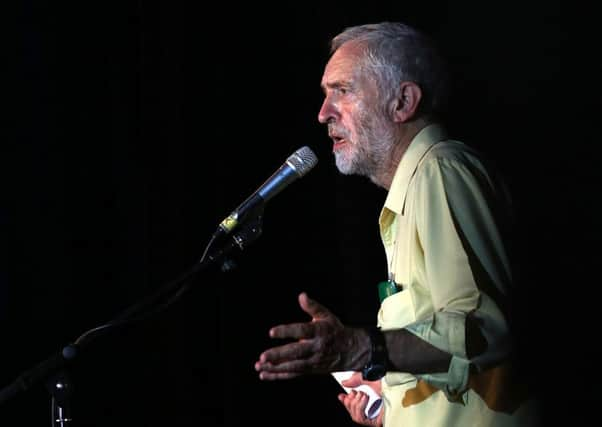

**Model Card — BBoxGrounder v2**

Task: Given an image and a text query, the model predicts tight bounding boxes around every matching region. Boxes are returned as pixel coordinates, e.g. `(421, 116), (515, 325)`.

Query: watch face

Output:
(362, 364), (386, 381)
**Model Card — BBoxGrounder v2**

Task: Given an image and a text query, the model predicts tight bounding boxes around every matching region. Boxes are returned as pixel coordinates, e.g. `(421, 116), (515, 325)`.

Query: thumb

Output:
(341, 371), (364, 388)
(298, 292), (332, 320)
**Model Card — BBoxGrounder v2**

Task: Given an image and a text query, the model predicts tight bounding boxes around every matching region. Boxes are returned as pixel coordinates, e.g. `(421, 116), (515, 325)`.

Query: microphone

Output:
(216, 146), (318, 236)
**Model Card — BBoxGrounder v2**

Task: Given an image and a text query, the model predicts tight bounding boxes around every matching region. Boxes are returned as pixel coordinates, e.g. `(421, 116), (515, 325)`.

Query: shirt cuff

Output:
(405, 312), (471, 402)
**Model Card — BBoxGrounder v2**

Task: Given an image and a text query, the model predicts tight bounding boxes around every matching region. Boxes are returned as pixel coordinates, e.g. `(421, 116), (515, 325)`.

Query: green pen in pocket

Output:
(377, 274), (401, 303)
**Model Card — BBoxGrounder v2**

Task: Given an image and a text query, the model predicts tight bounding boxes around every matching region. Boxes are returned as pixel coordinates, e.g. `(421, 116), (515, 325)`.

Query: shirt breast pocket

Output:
(377, 288), (416, 330)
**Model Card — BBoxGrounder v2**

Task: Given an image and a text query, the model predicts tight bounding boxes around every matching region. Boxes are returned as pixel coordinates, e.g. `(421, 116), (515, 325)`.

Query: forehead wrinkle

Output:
(321, 42), (365, 89)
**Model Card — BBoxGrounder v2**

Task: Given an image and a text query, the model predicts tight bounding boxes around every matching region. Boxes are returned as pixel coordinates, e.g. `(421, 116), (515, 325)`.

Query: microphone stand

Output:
(0, 215), (264, 425)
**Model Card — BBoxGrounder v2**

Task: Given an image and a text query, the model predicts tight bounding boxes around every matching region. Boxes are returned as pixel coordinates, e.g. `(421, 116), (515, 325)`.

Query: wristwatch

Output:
(361, 326), (388, 381)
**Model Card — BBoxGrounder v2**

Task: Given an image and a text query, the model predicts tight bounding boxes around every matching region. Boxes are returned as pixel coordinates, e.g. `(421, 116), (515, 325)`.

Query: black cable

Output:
(0, 223), (258, 406)
(73, 231), (222, 347)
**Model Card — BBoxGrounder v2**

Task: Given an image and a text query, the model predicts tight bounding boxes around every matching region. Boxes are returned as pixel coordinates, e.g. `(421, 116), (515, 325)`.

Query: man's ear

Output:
(392, 81), (422, 123)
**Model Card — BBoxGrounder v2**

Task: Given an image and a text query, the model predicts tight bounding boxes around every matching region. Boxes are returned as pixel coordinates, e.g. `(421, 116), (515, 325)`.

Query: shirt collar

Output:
(383, 123), (448, 215)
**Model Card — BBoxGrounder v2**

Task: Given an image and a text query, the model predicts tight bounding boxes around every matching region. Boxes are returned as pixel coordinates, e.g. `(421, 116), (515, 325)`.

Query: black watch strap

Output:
(361, 326), (388, 381)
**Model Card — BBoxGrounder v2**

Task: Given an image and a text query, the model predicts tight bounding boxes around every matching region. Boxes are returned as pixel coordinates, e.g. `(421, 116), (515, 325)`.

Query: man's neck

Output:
(373, 118), (432, 190)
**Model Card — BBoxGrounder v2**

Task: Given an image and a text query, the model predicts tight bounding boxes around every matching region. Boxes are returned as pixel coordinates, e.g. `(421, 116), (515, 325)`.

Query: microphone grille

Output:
(288, 146), (318, 177)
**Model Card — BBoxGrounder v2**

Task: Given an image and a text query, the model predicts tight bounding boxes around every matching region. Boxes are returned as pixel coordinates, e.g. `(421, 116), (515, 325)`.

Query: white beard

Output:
(334, 107), (395, 180)
(333, 144), (357, 175)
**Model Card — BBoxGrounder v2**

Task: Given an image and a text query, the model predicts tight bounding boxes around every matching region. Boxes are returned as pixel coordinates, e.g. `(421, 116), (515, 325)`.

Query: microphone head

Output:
(287, 146), (318, 177)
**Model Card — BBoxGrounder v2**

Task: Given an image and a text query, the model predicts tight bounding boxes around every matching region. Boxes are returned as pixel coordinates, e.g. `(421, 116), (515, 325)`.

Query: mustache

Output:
(327, 124), (350, 139)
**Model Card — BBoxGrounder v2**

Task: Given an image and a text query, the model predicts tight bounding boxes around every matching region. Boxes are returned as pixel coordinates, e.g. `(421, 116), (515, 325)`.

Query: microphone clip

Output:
(205, 211), (264, 269)
(228, 212), (264, 252)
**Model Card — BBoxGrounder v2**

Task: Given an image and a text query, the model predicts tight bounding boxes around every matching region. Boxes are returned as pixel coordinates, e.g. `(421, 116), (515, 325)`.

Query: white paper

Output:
(331, 371), (383, 419)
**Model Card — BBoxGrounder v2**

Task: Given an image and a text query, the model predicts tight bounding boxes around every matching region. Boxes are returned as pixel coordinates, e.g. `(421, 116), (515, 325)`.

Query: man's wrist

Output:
(361, 326), (388, 381)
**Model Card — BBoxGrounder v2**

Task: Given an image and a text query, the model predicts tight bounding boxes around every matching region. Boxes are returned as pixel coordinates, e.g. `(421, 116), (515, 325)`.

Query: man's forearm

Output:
(349, 327), (452, 374)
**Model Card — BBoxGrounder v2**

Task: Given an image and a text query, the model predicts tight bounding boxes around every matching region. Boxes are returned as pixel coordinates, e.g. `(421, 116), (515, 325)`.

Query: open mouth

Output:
(331, 135), (347, 151)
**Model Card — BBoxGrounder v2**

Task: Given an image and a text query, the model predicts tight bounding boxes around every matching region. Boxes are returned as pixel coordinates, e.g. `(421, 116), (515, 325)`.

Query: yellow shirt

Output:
(377, 124), (539, 426)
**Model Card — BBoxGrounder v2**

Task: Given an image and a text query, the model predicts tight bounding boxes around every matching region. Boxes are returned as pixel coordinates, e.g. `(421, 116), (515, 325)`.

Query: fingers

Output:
(257, 371), (302, 381)
(267, 293), (337, 339)
(255, 293), (344, 382)
(341, 371), (364, 388)
(339, 390), (370, 425)
(298, 292), (332, 320)
(255, 341), (315, 380)
(257, 340), (314, 365)
(255, 357), (317, 381)
(269, 321), (316, 340)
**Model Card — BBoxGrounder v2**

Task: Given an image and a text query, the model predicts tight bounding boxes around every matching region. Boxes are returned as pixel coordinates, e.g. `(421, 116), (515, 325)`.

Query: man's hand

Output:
(254, 292), (366, 380)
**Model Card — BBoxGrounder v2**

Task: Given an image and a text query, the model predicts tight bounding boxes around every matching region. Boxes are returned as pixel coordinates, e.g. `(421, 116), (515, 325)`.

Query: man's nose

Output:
(318, 97), (337, 124)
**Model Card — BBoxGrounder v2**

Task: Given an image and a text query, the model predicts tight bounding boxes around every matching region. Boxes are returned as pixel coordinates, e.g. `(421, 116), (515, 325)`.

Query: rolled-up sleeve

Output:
(406, 153), (512, 401)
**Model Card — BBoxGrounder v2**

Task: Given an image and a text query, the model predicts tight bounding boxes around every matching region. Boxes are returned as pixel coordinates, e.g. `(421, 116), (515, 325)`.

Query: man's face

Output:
(318, 42), (395, 180)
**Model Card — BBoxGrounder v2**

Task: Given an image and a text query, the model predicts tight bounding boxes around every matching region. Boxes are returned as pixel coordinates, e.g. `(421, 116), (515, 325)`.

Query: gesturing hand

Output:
(254, 292), (362, 380)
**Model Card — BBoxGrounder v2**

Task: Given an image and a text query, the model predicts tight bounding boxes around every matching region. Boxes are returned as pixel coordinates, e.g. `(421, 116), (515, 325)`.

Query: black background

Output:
(6, 1), (600, 426)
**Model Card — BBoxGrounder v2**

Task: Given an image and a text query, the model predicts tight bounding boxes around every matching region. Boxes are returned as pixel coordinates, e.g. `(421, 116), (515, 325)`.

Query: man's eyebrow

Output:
(320, 80), (349, 92)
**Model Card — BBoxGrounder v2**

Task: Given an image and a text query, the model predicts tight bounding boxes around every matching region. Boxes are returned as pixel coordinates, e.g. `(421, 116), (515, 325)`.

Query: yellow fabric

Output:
(377, 124), (539, 425)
